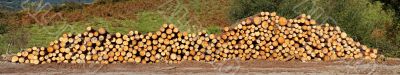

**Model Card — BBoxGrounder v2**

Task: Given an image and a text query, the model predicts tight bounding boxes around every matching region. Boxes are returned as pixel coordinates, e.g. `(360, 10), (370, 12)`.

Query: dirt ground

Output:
(0, 58), (400, 75)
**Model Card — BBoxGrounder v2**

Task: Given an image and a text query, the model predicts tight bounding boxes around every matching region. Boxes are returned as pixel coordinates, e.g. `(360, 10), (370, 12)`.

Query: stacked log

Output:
(10, 12), (379, 64)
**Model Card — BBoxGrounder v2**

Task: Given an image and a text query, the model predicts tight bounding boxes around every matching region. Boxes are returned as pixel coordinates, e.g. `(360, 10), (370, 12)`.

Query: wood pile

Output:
(10, 12), (379, 64)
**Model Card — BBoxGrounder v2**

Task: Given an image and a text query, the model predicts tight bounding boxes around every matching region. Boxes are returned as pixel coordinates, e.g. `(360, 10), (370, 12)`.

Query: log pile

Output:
(10, 12), (379, 64)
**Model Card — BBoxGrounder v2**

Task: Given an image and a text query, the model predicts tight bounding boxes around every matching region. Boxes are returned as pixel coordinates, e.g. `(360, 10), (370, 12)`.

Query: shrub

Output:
(229, 0), (281, 22)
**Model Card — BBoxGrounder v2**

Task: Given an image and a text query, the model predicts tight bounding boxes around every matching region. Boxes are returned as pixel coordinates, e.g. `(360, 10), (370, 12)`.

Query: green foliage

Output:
(0, 35), (6, 54)
(133, 11), (164, 33)
(229, 0), (281, 22)
(206, 25), (221, 34)
(0, 23), (7, 34)
(374, 0), (400, 17)
(364, 1), (400, 54)
(0, 27), (29, 54)
(229, 0), (400, 57)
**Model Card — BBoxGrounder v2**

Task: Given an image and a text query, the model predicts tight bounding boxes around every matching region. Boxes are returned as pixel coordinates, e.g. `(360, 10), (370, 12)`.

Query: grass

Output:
(133, 11), (164, 33)
(0, 27), (29, 54)
(206, 25), (222, 34)
(0, 35), (11, 54)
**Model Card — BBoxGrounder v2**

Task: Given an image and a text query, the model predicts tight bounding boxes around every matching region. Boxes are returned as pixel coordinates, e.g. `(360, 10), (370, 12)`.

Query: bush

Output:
(229, 0), (281, 22)
(229, 0), (400, 57)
